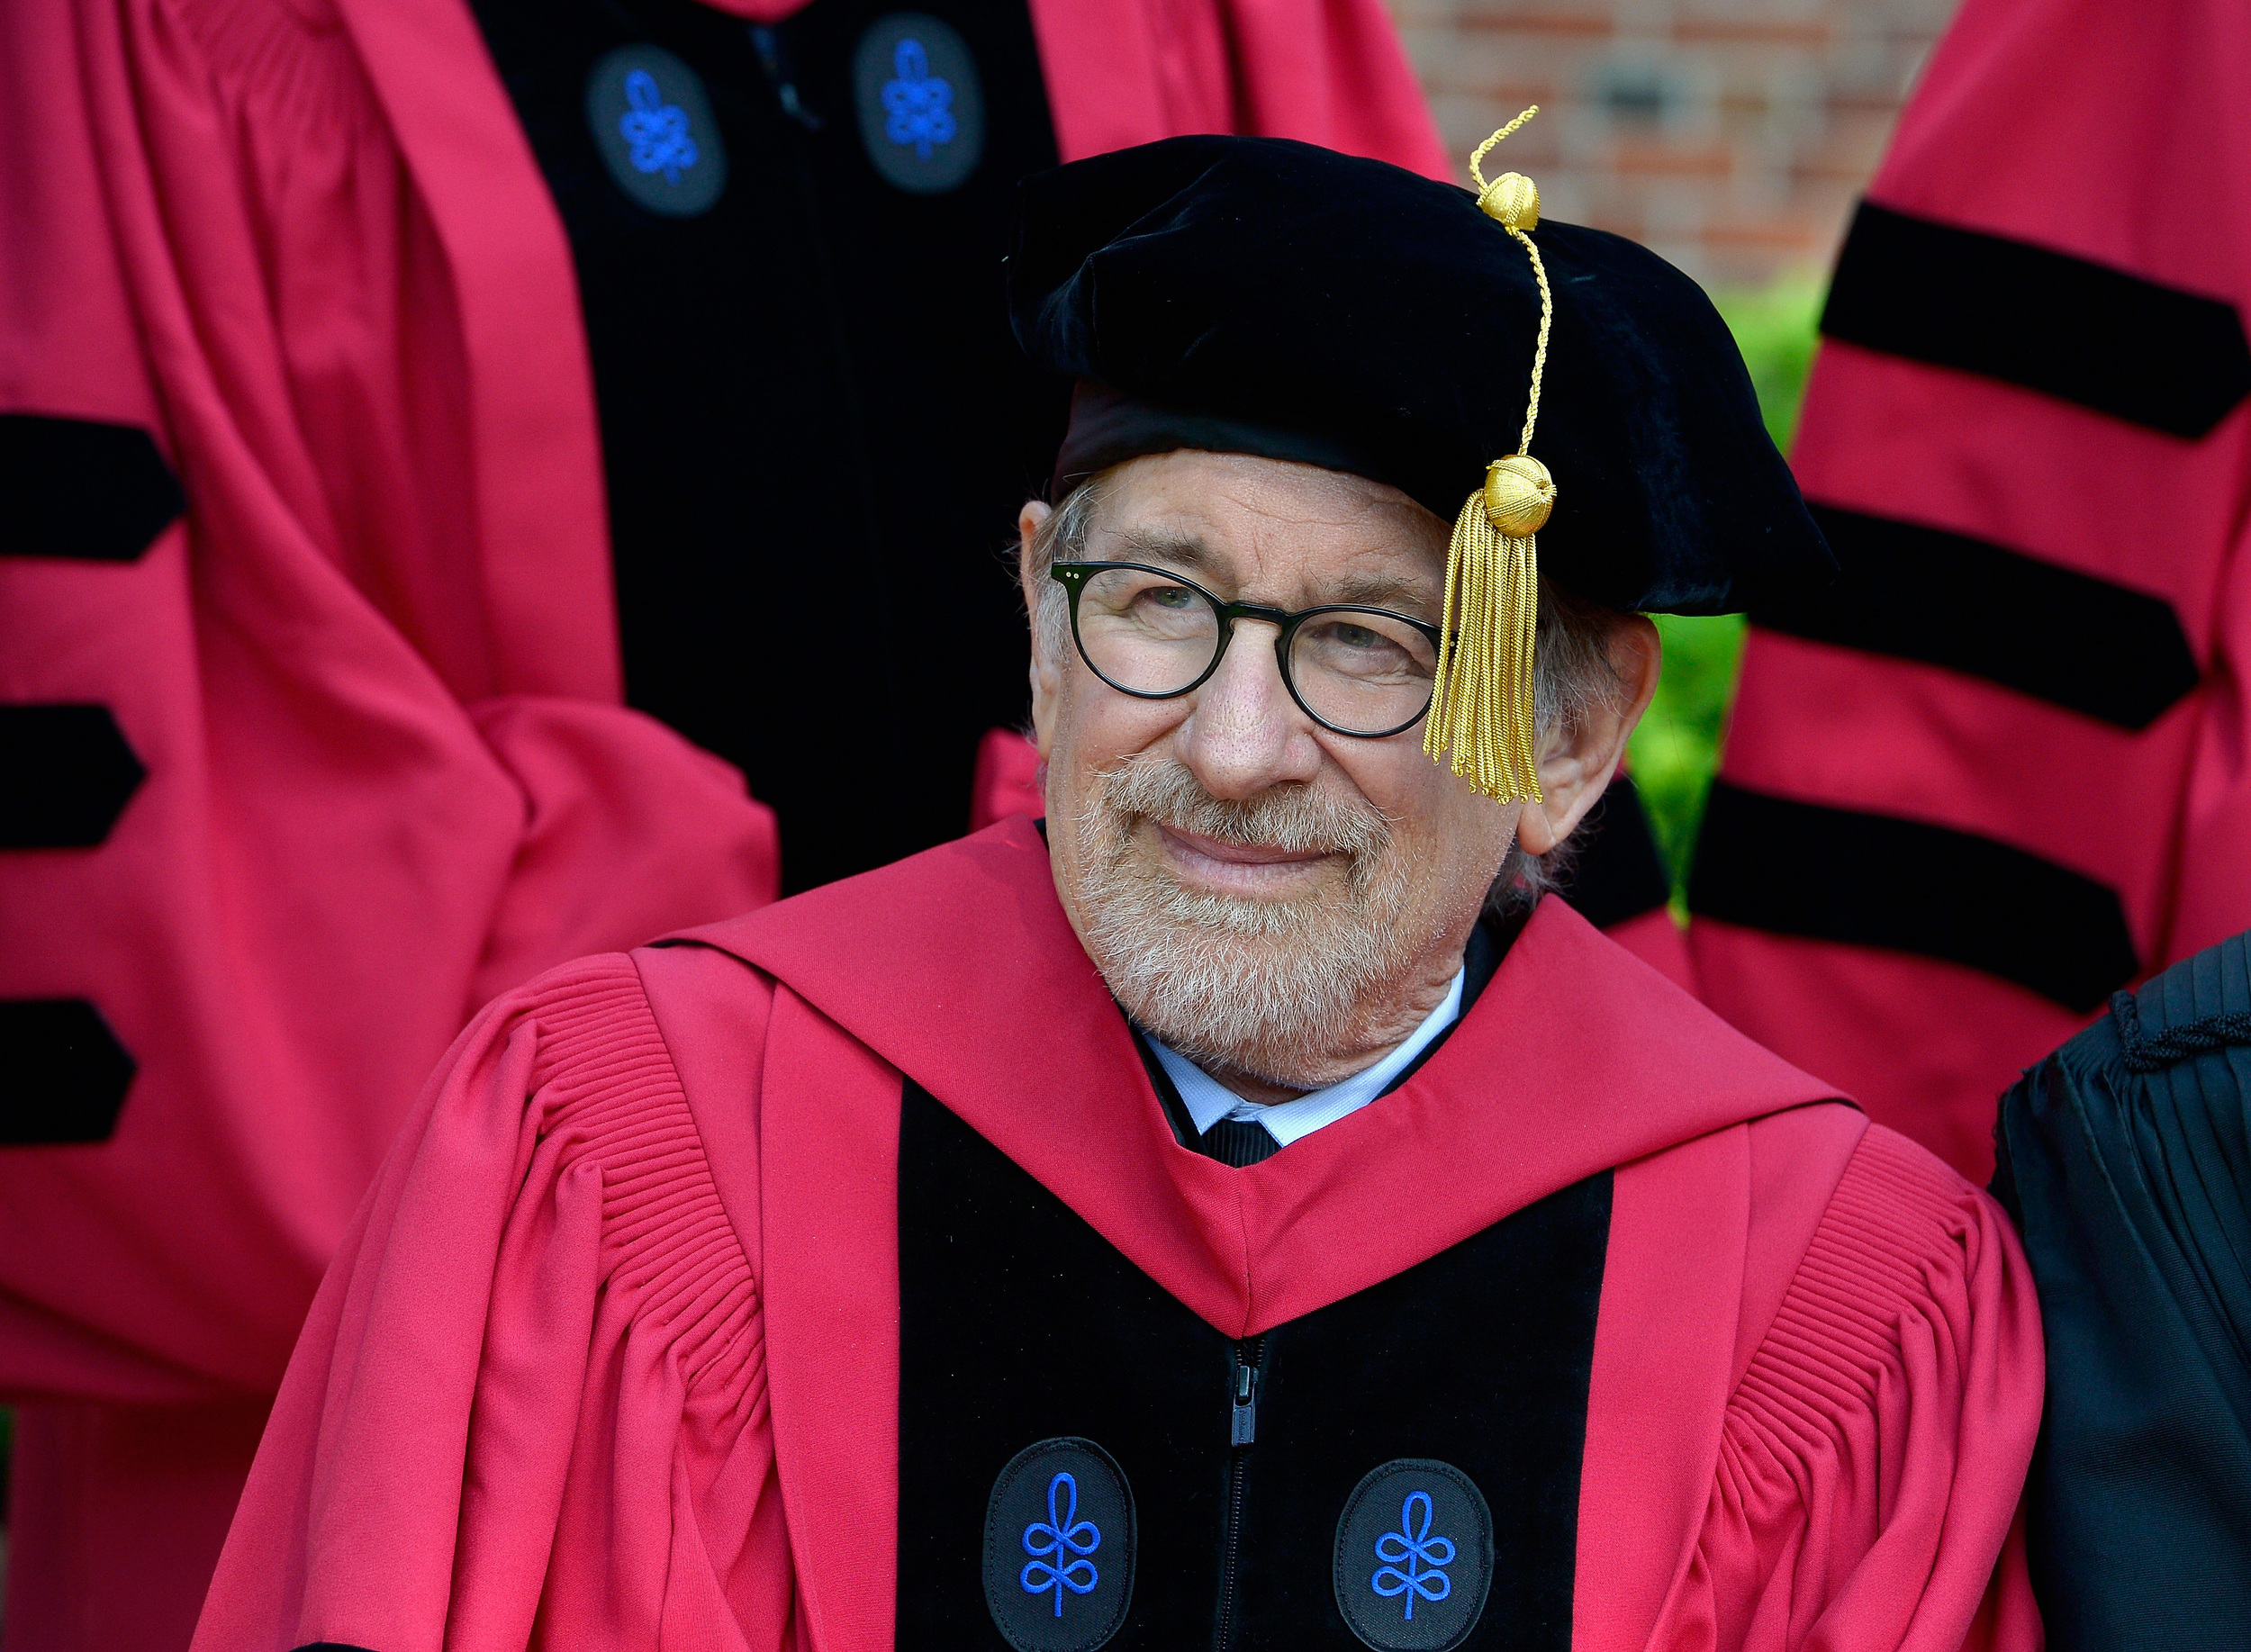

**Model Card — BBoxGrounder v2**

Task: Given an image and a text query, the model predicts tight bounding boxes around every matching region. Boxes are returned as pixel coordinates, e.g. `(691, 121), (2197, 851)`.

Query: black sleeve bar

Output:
(1688, 780), (2138, 1012)
(1821, 201), (2251, 438)
(0, 704), (148, 849)
(0, 998), (136, 1144)
(0, 413), (185, 562)
(1751, 502), (2201, 729)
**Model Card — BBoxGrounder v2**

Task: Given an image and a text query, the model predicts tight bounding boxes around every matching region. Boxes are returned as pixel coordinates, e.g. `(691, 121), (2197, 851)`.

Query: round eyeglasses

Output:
(1050, 561), (1442, 739)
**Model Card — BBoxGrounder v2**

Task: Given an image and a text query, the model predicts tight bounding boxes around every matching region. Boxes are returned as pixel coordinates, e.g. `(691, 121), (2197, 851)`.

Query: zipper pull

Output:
(748, 25), (824, 130)
(1230, 1352), (1258, 1446)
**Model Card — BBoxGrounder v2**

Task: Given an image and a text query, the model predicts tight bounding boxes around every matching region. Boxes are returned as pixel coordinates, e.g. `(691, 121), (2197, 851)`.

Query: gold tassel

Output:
(1423, 107), (1557, 803)
(1425, 476), (1544, 801)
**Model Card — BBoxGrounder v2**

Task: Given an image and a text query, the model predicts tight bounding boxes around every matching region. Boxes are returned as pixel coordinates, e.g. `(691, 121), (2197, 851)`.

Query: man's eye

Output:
(1308, 619), (1396, 654)
(1142, 585), (1198, 610)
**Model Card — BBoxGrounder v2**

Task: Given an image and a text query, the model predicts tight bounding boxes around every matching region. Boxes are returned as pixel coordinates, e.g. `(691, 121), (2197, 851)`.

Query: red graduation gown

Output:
(195, 819), (2042, 1652)
(0, 1), (1442, 1645)
(1687, 0), (2251, 1181)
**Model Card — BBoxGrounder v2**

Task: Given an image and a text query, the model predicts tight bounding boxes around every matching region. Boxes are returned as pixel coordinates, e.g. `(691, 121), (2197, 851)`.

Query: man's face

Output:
(1026, 451), (1522, 1090)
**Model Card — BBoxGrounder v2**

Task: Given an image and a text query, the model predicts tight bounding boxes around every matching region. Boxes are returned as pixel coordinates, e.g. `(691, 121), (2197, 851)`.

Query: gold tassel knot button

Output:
(1483, 453), (1554, 537)
(1478, 172), (1540, 233)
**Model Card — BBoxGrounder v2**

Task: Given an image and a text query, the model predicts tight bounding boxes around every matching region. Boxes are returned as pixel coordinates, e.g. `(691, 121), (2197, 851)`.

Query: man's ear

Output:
(1019, 501), (1062, 760)
(1515, 615), (1662, 856)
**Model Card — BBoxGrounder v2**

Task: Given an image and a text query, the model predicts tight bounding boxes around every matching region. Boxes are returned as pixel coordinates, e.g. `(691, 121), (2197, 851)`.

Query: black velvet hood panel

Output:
(1006, 135), (1834, 615)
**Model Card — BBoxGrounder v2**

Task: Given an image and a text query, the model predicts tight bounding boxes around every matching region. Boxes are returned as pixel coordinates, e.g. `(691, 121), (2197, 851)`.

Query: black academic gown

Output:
(1993, 926), (2251, 1652)
(466, 0), (1066, 889)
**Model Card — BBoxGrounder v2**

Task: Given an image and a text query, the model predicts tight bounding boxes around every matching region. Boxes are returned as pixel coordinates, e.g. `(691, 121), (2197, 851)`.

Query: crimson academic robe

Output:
(0, 2), (1442, 1647)
(1686, 0), (2251, 1182)
(195, 818), (2042, 1652)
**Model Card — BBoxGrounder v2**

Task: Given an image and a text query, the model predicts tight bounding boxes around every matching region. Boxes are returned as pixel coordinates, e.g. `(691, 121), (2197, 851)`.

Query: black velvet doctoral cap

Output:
(1008, 136), (1833, 615)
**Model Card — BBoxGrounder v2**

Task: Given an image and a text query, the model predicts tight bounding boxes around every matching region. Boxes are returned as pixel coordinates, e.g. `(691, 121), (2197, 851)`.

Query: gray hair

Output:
(1021, 472), (1636, 908)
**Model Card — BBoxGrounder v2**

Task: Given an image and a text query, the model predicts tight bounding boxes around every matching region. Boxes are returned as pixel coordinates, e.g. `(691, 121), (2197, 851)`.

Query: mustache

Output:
(1088, 752), (1393, 863)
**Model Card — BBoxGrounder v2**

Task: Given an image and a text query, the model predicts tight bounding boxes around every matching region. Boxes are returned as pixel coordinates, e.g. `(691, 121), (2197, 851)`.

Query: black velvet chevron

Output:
(1689, 780), (2138, 1011)
(0, 703), (147, 849)
(1754, 503), (2201, 730)
(0, 413), (184, 562)
(1822, 202), (2251, 438)
(0, 998), (137, 1144)
(897, 1083), (1609, 1651)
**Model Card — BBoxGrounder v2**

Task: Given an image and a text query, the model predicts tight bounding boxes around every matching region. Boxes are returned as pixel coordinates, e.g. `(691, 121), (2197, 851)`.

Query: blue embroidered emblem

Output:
(1018, 1471), (1101, 1617)
(618, 69), (699, 183)
(880, 39), (956, 158)
(1370, 1490), (1456, 1620)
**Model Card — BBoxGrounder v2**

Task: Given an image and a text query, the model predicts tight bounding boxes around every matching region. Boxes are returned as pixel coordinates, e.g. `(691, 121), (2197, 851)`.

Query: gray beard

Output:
(1067, 753), (1427, 1088)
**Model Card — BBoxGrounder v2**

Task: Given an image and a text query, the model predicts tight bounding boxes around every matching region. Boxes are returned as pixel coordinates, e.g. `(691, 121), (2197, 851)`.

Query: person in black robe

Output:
(1993, 926), (2251, 1651)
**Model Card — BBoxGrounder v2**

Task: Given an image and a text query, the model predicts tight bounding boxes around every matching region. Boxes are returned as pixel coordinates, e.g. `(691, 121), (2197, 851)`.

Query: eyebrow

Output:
(1324, 573), (1435, 616)
(1113, 527), (1222, 578)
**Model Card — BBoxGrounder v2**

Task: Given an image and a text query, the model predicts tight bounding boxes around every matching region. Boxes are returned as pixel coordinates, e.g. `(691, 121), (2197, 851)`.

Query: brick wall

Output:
(1390, 0), (1960, 286)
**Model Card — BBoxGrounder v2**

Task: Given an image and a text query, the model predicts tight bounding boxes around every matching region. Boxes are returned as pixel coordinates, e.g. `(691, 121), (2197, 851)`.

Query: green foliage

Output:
(1628, 611), (1748, 908)
(1624, 275), (1823, 907)
(1717, 275), (1826, 454)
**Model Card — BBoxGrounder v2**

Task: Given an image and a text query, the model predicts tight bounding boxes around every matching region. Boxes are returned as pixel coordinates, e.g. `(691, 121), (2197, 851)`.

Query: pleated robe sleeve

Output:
(194, 952), (792, 1652)
(1661, 1124), (2046, 1651)
(0, 0), (778, 1409)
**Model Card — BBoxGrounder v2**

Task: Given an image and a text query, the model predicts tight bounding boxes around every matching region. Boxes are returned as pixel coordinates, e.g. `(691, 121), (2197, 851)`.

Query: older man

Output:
(194, 136), (2041, 1652)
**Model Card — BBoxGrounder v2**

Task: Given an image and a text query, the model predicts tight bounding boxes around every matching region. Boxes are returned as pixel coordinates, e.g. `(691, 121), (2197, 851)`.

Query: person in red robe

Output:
(194, 132), (2041, 1652)
(1686, 0), (2251, 1182)
(0, 4), (1448, 1650)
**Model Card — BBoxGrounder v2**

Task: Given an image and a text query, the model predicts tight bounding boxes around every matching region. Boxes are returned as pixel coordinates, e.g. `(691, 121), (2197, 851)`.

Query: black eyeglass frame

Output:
(1048, 560), (1442, 740)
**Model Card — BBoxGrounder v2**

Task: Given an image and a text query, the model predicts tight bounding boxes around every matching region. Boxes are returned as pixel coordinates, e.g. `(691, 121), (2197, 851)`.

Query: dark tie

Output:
(1197, 1116), (1282, 1167)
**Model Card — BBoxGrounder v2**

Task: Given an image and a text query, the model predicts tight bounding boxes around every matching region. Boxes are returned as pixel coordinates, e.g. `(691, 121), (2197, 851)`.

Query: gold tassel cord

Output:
(1424, 105), (1556, 803)
(1504, 230), (1552, 456)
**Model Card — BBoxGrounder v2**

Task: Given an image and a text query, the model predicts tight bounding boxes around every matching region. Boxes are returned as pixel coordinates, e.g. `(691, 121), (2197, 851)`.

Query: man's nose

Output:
(1176, 622), (1324, 799)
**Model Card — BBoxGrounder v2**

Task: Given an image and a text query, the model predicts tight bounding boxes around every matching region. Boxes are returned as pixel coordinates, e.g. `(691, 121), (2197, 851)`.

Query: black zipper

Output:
(1216, 1333), (1267, 1652)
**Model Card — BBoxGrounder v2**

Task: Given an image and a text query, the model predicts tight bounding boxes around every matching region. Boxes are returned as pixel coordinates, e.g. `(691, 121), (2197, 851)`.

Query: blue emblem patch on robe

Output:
(584, 45), (728, 217)
(851, 14), (985, 194)
(983, 1437), (1135, 1652)
(1333, 1460), (1495, 1652)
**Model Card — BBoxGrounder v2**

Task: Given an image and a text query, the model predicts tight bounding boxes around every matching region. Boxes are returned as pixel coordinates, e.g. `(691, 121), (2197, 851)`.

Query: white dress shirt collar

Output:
(1145, 970), (1466, 1151)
